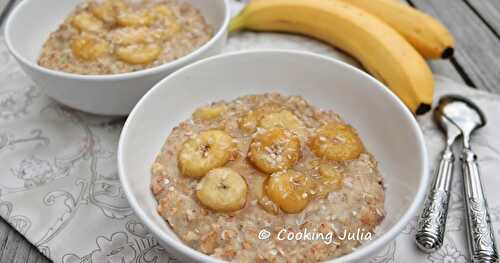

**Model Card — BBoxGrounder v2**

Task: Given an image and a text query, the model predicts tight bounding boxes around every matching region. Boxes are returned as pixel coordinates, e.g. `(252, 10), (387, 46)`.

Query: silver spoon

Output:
(440, 95), (498, 263)
(416, 100), (461, 253)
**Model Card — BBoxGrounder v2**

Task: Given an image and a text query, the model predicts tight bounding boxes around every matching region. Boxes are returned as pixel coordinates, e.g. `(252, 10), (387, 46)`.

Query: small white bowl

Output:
(4, 0), (230, 115)
(118, 50), (429, 262)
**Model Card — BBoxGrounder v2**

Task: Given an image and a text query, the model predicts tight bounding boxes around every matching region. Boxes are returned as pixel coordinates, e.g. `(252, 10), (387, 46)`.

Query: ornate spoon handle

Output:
(415, 149), (454, 253)
(462, 148), (498, 263)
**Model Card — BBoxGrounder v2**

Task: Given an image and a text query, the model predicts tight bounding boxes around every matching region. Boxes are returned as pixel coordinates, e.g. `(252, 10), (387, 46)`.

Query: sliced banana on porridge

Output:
(265, 169), (312, 213)
(248, 127), (301, 174)
(158, 22), (182, 40)
(116, 9), (153, 27)
(110, 27), (152, 45)
(193, 104), (227, 121)
(308, 123), (364, 161)
(317, 162), (344, 197)
(71, 12), (104, 33)
(90, 3), (114, 24)
(115, 43), (162, 65)
(149, 4), (176, 23)
(259, 110), (307, 138)
(147, 5), (182, 39)
(71, 34), (109, 60)
(178, 130), (236, 178)
(238, 103), (283, 133)
(196, 168), (248, 212)
(89, 0), (122, 24)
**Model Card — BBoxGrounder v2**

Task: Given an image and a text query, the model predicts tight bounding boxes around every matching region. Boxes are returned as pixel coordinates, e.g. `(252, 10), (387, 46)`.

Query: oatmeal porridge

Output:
(38, 0), (213, 75)
(151, 94), (385, 262)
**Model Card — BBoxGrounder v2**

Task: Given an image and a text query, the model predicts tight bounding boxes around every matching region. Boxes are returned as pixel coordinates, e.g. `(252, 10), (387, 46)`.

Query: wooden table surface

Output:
(0, 0), (499, 262)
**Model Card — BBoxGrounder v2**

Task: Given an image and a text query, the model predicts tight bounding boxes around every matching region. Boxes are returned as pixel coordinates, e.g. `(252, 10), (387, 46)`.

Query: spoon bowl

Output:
(439, 95), (486, 143)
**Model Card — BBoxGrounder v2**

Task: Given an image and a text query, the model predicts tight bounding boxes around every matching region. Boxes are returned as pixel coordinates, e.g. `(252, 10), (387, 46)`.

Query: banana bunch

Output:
(338, 0), (454, 59)
(230, 0), (456, 114)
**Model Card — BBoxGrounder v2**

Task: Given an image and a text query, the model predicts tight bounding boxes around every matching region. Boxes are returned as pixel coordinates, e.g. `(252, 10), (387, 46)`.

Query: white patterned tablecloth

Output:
(1, 3), (500, 263)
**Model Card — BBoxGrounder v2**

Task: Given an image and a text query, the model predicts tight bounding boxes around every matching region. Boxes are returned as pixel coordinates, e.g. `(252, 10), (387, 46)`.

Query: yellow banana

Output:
(337, 0), (455, 59)
(229, 0), (434, 114)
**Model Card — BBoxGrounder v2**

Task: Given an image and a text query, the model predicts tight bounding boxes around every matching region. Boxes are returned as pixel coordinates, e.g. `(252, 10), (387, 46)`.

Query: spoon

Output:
(440, 95), (498, 263)
(415, 100), (461, 253)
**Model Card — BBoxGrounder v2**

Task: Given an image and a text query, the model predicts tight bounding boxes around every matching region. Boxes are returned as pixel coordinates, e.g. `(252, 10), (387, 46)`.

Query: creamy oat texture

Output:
(151, 94), (385, 262)
(38, 0), (213, 75)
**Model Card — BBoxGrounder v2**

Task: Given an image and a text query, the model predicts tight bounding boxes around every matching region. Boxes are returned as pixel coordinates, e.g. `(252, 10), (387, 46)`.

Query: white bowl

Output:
(4, 0), (230, 115)
(118, 50), (429, 262)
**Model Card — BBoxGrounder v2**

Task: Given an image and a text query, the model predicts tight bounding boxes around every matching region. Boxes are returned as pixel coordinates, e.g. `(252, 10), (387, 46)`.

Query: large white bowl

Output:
(118, 50), (429, 262)
(4, 0), (230, 115)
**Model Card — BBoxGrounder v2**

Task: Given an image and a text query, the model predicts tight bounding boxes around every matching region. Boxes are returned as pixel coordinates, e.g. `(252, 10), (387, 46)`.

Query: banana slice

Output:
(115, 44), (162, 65)
(196, 168), (248, 212)
(316, 162), (344, 197)
(117, 9), (153, 27)
(238, 111), (259, 134)
(159, 22), (182, 40)
(89, 0), (121, 24)
(265, 170), (312, 213)
(111, 0), (127, 11)
(193, 104), (227, 121)
(90, 3), (113, 24)
(238, 103), (282, 133)
(308, 123), (364, 161)
(259, 110), (307, 138)
(147, 5), (182, 39)
(149, 4), (176, 23)
(248, 128), (301, 174)
(178, 130), (236, 178)
(71, 34), (109, 61)
(71, 12), (104, 33)
(110, 27), (151, 45)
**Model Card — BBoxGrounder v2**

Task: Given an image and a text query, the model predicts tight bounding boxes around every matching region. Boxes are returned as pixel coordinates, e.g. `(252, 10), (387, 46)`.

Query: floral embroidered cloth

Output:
(1, 3), (500, 263)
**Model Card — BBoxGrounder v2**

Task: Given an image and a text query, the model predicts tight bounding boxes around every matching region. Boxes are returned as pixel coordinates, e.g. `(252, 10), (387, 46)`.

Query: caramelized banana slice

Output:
(238, 103), (282, 133)
(115, 44), (162, 65)
(308, 123), (364, 161)
(117, 9), (153, 27)
(110, 27), (151, 45)
(316, 163), (344, 197)
(89, 0), (121, 24)
(265, 170), (311, 213)
(196, 168), (248, 212)
(149, 4), (176, 22)
(238, 111), (259, 134)
(71, 12), (104, 32)
(159, 22), (182, 40)
(71, 34), (109, 60)
(178, 130), (236, 178)
(248, 128), (301, 174)
(193, 104), (227, 121)
(259, 110), (307, 137)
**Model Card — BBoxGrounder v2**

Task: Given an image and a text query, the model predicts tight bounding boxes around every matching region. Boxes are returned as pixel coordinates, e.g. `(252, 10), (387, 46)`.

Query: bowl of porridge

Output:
(4, 0), (230, 115)
(118, 50), (430, 262)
